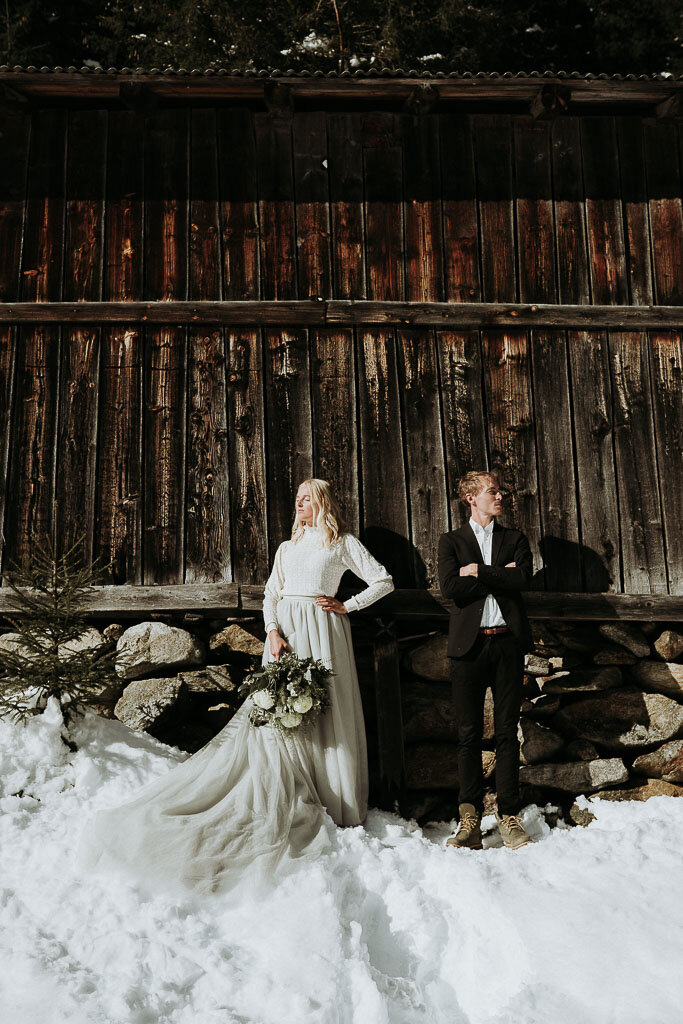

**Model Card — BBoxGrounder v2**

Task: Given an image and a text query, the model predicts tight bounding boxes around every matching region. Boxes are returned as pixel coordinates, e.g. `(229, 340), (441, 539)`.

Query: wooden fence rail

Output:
(1, 300), (683, 329)
(0, 583), (680, 620)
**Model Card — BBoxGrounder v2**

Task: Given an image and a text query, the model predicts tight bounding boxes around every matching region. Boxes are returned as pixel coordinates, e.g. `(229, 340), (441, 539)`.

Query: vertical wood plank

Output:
(609, 331), (667, 594)
(217, 109), (264, 582)
(514, 118), (557, 303)
(255, 113), (297, 300)
(264, 329), (312, 560)
(57, 109), (106, 561)
(643, 121), (683, 305)
(436, 330), (488, 528)
(396, 329), (449, 587)
(474, 116), (516, 302)
(481, 330), (542, 574)
(143, 108), (188, 584)
(217, 108), (260, 301)
(0, 113), (30, 302)
(567, 331), (621, 592)
(529, 330), (581, 590)
(648, 332), (683, 595)
(0, 113), (30, 577)
(327, 112), (365, 299)
(440, 114), (480, 302)
(310, 328), (359, 535)
(292, 111), (331, 299)
(551, 118), (590, 305)
(226, 329), (269, 583)
(401, 114), (444, 302)
(186, 108), (231, 583)
(5, 109), (66, 569)
(616, 117), (654, 305)
(97, 110), (144, 584)
(581, 116), (628, 304)
(515, 120), (577, 587)
(357, 329), (411, 584)
(363, 113), (404, 300)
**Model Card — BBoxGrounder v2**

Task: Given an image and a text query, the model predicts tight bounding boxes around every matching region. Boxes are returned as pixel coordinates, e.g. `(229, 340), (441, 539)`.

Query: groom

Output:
(437, 470), (533, 851)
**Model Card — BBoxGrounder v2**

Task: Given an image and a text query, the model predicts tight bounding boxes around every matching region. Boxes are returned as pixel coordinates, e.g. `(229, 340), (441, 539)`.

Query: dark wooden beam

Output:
(2, 300), (683, 329)
(0, 582), (680, 620)
(0, 71), (680, 109)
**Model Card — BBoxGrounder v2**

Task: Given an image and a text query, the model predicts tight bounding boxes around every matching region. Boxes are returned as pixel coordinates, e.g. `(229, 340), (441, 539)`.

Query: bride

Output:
(79, 479), (394, 897)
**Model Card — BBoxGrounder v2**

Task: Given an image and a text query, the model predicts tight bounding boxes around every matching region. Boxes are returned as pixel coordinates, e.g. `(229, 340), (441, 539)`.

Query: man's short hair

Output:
(458, 469), (502, 506)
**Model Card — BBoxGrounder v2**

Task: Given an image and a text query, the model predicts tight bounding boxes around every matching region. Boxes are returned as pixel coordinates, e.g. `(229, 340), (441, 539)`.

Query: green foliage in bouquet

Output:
(0, 521), (120, 725)
(238, 652), (332, 732)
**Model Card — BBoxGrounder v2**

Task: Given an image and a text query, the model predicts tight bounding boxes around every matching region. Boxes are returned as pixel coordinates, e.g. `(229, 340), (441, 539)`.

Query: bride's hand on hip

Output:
(269, 631), (291, 659)
(315, 596), (347, 615)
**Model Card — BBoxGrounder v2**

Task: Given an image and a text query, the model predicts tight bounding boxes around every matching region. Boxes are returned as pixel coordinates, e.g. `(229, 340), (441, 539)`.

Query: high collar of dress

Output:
(469, 516), (495, 537)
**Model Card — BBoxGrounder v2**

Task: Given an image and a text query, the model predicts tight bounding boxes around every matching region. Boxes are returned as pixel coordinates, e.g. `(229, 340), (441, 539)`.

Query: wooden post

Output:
(373, 617), (405, 810)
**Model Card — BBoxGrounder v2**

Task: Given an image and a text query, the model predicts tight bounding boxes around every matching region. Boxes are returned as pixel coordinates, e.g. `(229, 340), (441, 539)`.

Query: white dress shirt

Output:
(469, 517), (506, 628)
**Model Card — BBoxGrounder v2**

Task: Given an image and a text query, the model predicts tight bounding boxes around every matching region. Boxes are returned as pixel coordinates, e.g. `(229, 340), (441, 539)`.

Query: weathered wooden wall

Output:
(0, 107), (681, 595)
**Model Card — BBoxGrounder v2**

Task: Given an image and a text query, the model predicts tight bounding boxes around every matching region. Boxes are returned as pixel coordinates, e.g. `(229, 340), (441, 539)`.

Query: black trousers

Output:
(449, 632), (524, 816)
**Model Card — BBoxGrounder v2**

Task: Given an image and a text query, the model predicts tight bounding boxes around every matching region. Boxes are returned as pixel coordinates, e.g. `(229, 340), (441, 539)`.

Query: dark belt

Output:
(479, 626), (510, 635)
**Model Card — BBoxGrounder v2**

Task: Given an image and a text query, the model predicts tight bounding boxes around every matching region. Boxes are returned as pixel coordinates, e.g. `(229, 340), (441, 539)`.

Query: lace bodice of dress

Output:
(263, 526), (395, 633)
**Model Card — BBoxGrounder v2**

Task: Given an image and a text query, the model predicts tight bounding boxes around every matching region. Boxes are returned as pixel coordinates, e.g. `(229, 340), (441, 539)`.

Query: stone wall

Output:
(401, 620), (683, 824)
(4, 611), (681, 827)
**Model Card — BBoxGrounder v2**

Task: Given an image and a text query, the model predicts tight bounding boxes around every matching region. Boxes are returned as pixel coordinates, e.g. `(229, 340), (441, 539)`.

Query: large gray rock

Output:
(114, 676), (187, 732)
(58, 626), (106, 661)
(654, 630), (683, 662)
(593, 646), (638, 666)
(404, 744), (494, 790)
(0, 627), (107, 663)
(553, 689), (683, 752)
(103, 623), (125, 643)
(591, 778), (683, 802)
(402, 683), (495, 744)
(405, 742), (459, 789)
(176, 664), (242, 694)
(598, 622), (650, 658)
(630, 661), (683, 699)
(540, 666), (622, 694)
(115, 622), (205, 680)
(520, 693), (561, 719)
(548, 623), (601, 654)
(565, 738), (600, 762)
(404, 634), (449, 682)
(518, 719), (565, 765)
(525, 654), (551, 676)
(209, 623), (265, 660)
(632, 740), (683, 784)
(0, 631), (47, 661)
(519, 758), (628, 793)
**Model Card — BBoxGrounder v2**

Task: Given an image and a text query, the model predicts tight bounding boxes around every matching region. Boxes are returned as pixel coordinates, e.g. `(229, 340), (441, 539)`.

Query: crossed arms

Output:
(437, 531), (533, 609)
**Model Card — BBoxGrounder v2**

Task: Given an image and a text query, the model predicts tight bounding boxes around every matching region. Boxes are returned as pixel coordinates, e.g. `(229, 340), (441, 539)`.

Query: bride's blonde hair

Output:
(291, 478), (348, 547)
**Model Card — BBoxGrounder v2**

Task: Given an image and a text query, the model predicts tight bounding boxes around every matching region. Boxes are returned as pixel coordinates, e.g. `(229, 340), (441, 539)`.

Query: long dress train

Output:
(79, 527), (394, 898)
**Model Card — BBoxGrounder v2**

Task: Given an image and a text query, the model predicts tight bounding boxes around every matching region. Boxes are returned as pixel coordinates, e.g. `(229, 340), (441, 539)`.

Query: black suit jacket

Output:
(437, 521), (533, 657)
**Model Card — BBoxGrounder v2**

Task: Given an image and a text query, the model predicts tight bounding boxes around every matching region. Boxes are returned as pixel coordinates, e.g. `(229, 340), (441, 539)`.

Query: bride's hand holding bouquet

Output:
(238, 652), (332, 732)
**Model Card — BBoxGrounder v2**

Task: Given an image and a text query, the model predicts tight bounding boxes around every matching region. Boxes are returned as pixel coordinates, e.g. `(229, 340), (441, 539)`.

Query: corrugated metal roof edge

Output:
(0, 65), (681, 80)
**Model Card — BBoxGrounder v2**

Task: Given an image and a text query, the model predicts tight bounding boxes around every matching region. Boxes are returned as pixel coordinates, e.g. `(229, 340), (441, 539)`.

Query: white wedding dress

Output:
(79, 525), (394, 898)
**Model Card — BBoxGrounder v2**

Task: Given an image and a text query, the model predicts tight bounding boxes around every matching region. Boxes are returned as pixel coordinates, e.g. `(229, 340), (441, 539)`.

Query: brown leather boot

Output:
(446, 803), (483, 850)
(496, 812), (533, 850)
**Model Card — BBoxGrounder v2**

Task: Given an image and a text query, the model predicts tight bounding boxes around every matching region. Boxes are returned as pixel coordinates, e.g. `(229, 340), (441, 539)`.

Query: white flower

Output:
(292, 694), (313, 714)
(252, 690), (275, 710)
(280, 711), (303, 729)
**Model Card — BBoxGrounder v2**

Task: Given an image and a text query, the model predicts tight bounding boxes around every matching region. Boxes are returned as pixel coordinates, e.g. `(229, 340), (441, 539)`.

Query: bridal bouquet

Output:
(238, 652), (332, 732)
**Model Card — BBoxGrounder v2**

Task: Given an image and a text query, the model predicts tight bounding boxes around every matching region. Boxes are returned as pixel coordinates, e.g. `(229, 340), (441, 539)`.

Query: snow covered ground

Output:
(1, 702), (682, 1024)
